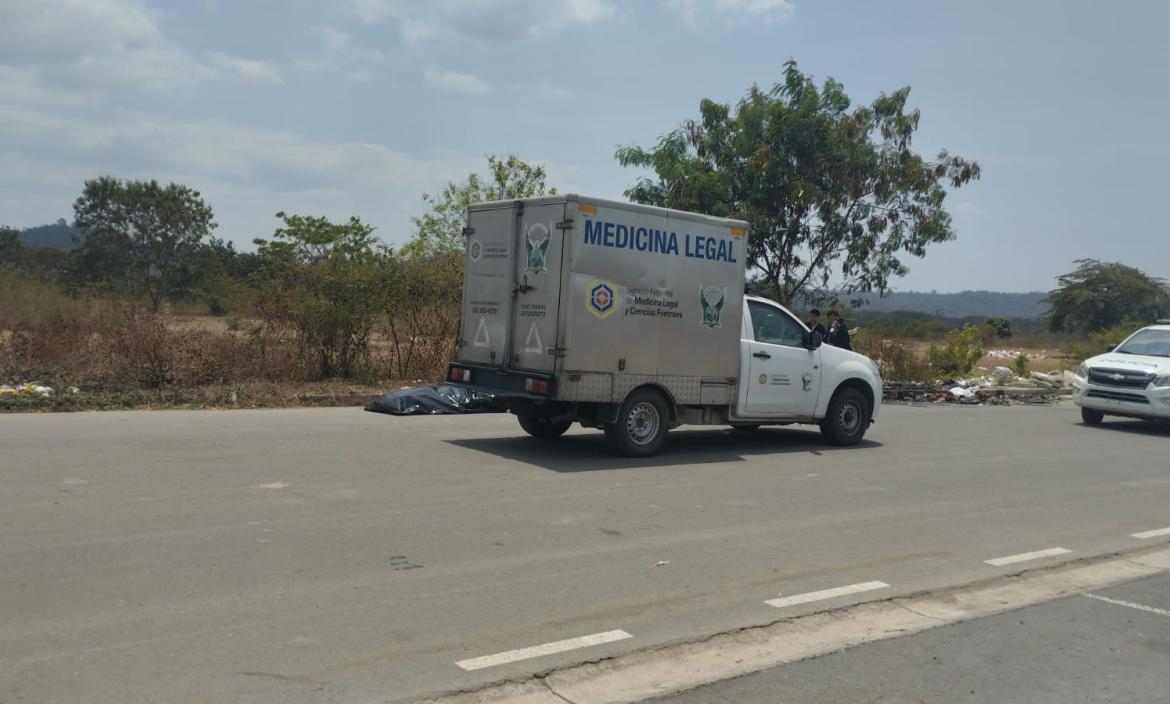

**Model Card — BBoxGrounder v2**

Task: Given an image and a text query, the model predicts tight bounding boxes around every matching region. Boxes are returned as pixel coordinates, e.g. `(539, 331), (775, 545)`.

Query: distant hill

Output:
(19, 219), (79, 249)
(856, 290), (1049, 319)
(785, 289), (1050, 319)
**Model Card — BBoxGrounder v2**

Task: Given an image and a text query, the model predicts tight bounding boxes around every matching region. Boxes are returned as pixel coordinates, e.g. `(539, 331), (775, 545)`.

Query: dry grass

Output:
(0, 274), (454, 410)
(976, 349), (1072, 374)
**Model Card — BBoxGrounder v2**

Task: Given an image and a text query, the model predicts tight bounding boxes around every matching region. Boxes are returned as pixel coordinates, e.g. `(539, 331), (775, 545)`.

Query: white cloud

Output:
(512, 82), (574, 100)
(0, 0), (215, 90)
(663, 0), (700, 26)
(322, 27), (351, 53)
(664, 0), (794, 25)
(207, 52), (284, 84)
(424, 67), (491, 94)
(952, 201), (987, 218)
(353, 0), (615, 43)
(296, 26), (388, 83)
(0, 0), (286, 93)
(0, 102), (490, 242)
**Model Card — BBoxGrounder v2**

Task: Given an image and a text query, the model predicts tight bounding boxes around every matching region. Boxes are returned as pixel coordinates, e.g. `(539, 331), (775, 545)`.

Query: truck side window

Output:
(748, 301), (805, 348)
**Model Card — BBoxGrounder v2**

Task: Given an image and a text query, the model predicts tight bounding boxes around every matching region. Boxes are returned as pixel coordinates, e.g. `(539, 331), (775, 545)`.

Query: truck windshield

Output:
(1115, 329), (1170, 357)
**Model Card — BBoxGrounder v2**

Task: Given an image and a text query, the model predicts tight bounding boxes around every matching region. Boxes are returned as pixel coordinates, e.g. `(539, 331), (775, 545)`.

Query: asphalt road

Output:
(2, 403), (1169, 703)
(655, 571), (1170, 703)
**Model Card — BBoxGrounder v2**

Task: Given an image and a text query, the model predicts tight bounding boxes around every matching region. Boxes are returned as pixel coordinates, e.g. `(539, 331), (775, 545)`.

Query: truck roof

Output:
(467, 193), (750, 230)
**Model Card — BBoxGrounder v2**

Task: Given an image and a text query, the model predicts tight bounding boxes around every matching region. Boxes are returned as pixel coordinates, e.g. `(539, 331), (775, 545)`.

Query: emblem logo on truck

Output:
(699, 285), (726, 328)
(587, 280), (617, 319)
(524, 223), (552, 275)
(468, 238), (482, 263)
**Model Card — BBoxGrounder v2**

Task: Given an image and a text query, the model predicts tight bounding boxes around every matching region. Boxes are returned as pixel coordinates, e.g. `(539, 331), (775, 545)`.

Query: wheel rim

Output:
(626, 401), (661, 445)
(838, 400), (863, 435)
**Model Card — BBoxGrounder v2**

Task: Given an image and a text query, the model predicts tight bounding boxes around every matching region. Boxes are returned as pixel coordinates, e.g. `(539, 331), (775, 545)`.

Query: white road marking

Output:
(1131, 527), (1170, 540)
(984, 547), (1071, 566)
(455, 630), (632, 671)
(1084, 593), (1170, 618)
(765, 581), (890, 608)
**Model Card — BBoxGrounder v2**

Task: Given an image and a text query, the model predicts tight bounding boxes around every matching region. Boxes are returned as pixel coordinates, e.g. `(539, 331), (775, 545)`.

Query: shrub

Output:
(856, 334), (933, 382)
(928, 324), (985, 377)
(1012, 353), (1030, 377)
(1060, 326), (1135, 365)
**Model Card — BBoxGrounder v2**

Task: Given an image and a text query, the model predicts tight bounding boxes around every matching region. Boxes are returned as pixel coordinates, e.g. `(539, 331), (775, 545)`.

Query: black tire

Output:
(820, 387), (871, 446)
(517, 414), (572, 439)
(1081, 407), (1105, 425)
(605, 388), (670, 457)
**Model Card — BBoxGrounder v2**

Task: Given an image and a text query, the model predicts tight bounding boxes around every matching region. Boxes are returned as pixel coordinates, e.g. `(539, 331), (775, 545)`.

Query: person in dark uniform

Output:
(824, 309), (852, 350)
(807, 308), (827, 338)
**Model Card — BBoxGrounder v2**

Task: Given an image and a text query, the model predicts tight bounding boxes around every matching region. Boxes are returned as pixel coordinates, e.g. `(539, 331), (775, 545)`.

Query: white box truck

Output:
(446, 195), (882, 456)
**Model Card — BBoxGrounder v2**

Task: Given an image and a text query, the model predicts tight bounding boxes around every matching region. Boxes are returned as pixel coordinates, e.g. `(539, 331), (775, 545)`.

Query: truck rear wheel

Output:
(517, 415), (572, 439)
(605, 389), (669, 457)
(820, 387), (870, 446)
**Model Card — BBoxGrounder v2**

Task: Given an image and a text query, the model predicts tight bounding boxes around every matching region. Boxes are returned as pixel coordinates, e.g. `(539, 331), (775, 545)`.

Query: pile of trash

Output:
(365, 384), (505, 416)
(883, 367), (1071, 406)
(0, 382), (56, 398)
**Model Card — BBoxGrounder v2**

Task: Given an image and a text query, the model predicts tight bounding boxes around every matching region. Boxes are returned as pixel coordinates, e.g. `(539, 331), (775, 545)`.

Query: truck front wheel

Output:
(820, 387), (871, 446)
(517, 415), (573, 439)
(605, 389), (669, 457)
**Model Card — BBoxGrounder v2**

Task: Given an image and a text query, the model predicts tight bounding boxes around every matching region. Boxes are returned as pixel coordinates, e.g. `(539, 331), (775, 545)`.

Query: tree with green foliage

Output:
(928, 324), (985, 377)
(253, 213), (388, 378)
(0, 226), (21, 265)
(984, 316), (1013, 338)
(1044, 259), (1170, 333)
(190, 237), (264, 315)
(409, 155), (556, 256)
(616, 60), (980, 306)
(70, 176), (216, 310)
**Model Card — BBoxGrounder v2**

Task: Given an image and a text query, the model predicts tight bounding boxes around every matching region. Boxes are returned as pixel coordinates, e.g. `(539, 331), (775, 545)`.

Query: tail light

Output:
(448, 367), (472, 383)
(525, 378), (550, 395)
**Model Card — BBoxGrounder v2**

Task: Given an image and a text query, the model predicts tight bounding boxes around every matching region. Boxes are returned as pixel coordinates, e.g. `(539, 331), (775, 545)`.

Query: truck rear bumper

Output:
(446, 362), (556, 401)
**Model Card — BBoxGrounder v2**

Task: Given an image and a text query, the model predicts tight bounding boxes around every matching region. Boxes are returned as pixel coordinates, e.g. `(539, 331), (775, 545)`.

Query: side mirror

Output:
(1106, 343), (1118, 352)
(802, 330), (823, 350)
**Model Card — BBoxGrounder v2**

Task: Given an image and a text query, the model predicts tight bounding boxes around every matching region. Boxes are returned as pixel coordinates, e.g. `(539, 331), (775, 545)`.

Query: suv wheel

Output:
(1081, 407), (1105, 425)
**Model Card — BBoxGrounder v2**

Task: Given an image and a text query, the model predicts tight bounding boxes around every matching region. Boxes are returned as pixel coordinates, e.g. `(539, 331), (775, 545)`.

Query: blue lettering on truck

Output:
(583, 219), (736, 263)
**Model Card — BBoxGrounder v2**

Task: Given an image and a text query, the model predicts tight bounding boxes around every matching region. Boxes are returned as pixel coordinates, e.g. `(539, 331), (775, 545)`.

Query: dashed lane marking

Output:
(765, 581), (890, 609)
(1084, 593), (1170, 618)
(984, 547), (1072, 566)
(1131, 527), (1170, 540)
(455, 630), (632, 672)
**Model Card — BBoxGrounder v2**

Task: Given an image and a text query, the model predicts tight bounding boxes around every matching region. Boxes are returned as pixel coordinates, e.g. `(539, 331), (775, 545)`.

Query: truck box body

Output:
(458, 195), (748, 406)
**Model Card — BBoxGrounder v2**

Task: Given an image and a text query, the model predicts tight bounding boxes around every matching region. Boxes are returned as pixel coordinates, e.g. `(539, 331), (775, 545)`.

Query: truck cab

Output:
(737, 296), (881, 441)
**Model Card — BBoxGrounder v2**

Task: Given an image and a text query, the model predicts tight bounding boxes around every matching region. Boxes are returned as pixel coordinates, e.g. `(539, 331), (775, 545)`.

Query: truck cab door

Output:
(741, 300), (821, 417)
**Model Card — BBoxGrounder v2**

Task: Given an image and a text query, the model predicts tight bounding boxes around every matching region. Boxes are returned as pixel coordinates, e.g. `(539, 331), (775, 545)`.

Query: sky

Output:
(1, 0), (1168, 293)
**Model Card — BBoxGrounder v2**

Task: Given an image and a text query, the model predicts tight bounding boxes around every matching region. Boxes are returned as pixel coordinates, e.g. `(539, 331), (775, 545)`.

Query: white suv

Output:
(1072, 322), (1170, 424)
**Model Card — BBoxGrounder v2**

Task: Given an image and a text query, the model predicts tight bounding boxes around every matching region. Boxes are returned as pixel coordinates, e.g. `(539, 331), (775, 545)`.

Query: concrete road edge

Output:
(416, 545), (1170, 704)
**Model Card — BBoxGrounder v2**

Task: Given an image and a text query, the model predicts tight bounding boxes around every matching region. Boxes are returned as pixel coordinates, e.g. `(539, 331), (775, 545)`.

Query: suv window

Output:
(748, 301), (805, 347)
(1116, 329), (1170, 358)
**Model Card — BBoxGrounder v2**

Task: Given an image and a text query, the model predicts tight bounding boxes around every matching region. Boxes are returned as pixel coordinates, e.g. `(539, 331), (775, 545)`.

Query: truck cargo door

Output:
(509, 202), (567, 372)
(460, 205), (515, 366)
